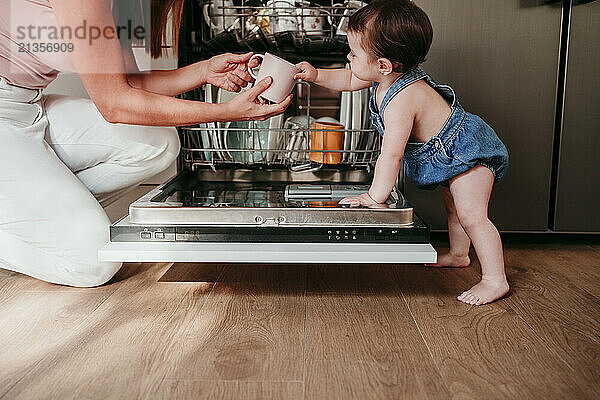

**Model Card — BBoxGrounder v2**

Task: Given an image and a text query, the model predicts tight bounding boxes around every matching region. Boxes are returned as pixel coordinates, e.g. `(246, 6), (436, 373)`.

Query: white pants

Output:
(0, 77), (180, 287)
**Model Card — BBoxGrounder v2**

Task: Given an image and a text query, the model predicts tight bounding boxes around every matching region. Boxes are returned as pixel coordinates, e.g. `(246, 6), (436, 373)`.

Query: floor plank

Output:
(500, 249), (600, 393)
(161, 264), (306, 382)
(0, 270), (24, 309)
(0, 291), (110, 397)
(154, 380), (303, 400)
(304, 265), (450, 399)
(0, 262), (211, 400)
(0, 262), (131, 396)
(0, 268), (16, 282)
(158, 263), (224, 283)
(397, 263), (592, 399)
(502, 235), (600, 299)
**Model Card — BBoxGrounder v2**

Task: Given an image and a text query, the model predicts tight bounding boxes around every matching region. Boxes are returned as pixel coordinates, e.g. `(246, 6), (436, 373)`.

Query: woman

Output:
(0, 0), (291, 287)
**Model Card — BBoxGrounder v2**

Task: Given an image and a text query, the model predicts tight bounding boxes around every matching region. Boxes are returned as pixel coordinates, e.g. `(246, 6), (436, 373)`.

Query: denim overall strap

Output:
(421, 74), (458, 109)
(369, 68), (429, 135)
(378, 67), (428, 115)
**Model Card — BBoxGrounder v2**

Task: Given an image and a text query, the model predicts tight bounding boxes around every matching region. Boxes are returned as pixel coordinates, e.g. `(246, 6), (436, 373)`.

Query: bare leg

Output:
(450, 166), (509, 305)
(425, 187), (472, 267)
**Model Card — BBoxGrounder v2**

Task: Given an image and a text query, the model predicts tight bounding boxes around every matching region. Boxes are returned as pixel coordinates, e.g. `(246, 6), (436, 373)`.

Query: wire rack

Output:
(179, 124), (381, 171)
(179, 80), (380, 171)
(194, 0), (364, 58)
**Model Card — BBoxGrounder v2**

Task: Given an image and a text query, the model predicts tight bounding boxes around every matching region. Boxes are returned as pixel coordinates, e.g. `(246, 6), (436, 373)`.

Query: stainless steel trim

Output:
(128, 186), (414, 226)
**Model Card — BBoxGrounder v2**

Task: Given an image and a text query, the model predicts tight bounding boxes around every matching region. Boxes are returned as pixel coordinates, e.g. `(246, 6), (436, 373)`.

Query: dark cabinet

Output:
(405, 1), (564, 231)
(553, 1), (600, 232)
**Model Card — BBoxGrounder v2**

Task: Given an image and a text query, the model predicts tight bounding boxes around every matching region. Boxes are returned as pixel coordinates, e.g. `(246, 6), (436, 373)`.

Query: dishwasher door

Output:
(99, 169), (437, 264)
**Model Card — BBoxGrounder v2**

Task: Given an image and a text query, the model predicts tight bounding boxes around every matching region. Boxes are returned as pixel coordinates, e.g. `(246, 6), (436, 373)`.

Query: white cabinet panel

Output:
(99, 242), (437, 264)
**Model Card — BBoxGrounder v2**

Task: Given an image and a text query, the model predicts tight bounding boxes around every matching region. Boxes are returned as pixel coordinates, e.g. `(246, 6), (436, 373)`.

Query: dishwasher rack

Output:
(179, 81), (381, 171)
(180, 125), (381, 171)
(193, 0), (359, 59)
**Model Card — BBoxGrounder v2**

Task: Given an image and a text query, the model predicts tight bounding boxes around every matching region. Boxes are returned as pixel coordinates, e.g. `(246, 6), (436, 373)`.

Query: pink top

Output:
(0, 0), (76, 89)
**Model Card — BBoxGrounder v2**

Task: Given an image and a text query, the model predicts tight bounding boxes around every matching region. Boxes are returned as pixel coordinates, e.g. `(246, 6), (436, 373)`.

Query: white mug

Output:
(203, 0), (240, 34)
(249, 53), (299, 103)
(329, 0), (367, 36)
(267, 0), (298, 33)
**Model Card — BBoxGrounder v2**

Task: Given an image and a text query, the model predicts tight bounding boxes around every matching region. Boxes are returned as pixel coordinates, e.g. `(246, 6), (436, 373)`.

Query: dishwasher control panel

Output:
(110, 219), (430, 244)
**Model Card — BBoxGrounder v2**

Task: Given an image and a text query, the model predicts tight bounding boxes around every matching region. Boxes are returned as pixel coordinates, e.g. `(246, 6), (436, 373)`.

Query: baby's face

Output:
(347, 31), (378, 81)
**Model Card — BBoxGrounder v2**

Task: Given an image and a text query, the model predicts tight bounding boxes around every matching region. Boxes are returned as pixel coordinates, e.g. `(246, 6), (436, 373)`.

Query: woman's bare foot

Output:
(425, 252), (471, 268)
(457, 277), (509, 306)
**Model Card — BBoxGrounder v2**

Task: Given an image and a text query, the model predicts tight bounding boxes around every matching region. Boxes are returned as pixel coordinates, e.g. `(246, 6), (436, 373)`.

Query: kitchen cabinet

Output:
(405, 0), (563, 231)
(553, 1), (600, 232)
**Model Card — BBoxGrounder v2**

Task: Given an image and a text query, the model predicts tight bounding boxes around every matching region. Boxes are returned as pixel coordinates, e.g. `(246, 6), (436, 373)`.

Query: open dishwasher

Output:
(99, 0), (437, 263)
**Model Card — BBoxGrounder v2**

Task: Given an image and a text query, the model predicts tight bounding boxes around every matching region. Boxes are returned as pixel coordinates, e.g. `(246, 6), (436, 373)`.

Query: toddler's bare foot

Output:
(425, 252), (470, 268)
(457, 277), (509, 306)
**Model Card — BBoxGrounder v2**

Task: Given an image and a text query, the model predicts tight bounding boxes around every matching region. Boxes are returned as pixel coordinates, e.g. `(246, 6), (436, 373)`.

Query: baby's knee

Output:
(456, 212), (489, 231)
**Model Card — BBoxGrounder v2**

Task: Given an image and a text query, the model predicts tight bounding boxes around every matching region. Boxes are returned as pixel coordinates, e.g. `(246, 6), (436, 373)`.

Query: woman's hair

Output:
(112, 0), (184, 59)
(348, 0), (433, 73)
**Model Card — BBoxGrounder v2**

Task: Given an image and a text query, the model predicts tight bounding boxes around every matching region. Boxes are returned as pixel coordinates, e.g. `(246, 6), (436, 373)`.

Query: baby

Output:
(295, 0), (510, 305)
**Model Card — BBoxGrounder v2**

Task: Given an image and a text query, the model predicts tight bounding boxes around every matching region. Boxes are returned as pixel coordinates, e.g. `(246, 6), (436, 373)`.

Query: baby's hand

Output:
(338, 192), (382, 208)
(294, 61), (318, 82)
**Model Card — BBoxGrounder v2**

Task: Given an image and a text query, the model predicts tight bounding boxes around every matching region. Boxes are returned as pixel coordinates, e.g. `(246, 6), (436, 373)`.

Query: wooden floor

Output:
(1, 234), (599, 400)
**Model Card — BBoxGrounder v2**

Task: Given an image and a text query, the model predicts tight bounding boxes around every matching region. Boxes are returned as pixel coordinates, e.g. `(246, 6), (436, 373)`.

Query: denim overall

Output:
(369, 67), (509, 190)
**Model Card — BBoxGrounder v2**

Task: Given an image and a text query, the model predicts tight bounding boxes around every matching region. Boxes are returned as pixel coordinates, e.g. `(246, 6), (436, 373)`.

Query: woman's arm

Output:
(295, 62), (372, 91)
(124, 49), (256, 97)
(106, 77), (289, 126)
(48, 0), (287, 126)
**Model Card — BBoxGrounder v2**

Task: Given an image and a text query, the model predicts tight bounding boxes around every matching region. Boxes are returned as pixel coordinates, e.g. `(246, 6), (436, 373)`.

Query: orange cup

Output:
(310, 121), (345, 164)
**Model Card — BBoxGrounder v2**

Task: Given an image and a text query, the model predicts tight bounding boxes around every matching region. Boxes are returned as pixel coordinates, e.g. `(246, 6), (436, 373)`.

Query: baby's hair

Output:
(348, 0), (433, 73)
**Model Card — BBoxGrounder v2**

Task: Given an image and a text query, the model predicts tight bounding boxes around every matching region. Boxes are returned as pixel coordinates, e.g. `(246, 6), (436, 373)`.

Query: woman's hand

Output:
(224, 77), (292, 121)
(205, 52), (256, 92)
(338, 192), (384, 208)
(294, 61), (318, 82)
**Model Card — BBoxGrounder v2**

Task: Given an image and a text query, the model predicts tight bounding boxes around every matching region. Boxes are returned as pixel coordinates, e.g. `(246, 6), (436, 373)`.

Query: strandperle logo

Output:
(15, 19), (146, 46)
